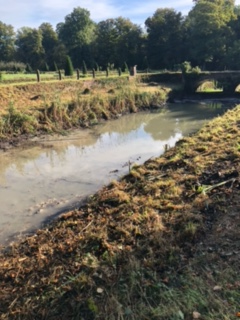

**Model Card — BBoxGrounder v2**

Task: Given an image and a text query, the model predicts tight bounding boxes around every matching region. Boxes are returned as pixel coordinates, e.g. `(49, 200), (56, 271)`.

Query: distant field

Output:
(0, 72), (58, 82)
(0, 71), (131, 85)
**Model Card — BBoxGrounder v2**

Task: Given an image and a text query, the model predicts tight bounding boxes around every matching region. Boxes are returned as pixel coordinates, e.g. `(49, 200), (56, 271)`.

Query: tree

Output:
(39, 23), (59, 69)
(64, 55), (74, 76)
(145, 9), (184, 69)
(186, 0), (236, 69)
(16, 27), (44, 69)
(95, 17), (143, 69)
(51, 43), (67, 70)
(57, 7), (96, 67)
(0, 21), (16, 61)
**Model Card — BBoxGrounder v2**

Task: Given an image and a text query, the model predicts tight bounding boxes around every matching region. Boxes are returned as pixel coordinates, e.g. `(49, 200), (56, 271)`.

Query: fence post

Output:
(36, 69), (41, 82)
(77, 68), (80, 80)
(58, 70), (62, 80)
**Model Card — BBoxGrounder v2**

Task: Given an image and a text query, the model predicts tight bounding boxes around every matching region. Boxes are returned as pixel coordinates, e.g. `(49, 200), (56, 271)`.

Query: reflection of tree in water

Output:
(0, 102), (228, 181)
(92, 112), (166, 149)
(94, 112), (162, 136)
(144, 103), (226, 141)
(0, 132), (99, 182)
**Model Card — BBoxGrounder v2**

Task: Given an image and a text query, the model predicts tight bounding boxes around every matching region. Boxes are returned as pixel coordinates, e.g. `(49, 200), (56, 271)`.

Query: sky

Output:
(1, 0), (240, 31)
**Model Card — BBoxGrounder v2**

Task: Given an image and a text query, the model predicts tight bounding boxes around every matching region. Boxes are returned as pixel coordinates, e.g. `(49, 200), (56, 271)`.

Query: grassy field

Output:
(0, 71), (130, 85)
(0, 99), (239, 319)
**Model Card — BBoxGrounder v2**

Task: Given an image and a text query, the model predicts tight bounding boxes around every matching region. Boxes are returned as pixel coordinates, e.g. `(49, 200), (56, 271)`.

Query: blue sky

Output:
(1, 0), (240, 30)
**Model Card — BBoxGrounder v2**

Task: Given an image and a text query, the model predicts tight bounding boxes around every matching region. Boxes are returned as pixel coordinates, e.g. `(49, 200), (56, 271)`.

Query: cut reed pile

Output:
(0, 105), (239, 319)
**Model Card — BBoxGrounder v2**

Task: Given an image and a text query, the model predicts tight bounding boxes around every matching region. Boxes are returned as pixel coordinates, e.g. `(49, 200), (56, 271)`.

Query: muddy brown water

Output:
(0, 102), (230, 245)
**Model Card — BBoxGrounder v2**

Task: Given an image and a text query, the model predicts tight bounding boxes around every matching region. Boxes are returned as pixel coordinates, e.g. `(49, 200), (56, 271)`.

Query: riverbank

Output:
(0, 78), (168, 150)
(0, 103), (239, 319)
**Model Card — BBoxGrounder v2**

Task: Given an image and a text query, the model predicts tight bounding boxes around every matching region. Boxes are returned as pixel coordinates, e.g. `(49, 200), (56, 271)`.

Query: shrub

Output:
(54, 61), (58, 72)
(94, 62), (99, 71)
(26, 63), (33, 73)
(82, 60), (87, 76)
(191, 66), (201, 74)
(181, 61), (192, 74)
(0, 61), (26, 72)
(65, 55), (74, 76)
(123, 62), (129, 73)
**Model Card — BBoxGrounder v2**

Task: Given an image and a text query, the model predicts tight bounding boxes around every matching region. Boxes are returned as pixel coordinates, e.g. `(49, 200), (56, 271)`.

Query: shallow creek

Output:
(0, 102), (230, 244)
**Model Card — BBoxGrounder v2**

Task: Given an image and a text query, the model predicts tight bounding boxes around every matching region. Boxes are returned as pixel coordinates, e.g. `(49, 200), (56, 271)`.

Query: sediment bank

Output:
(0, 103), (239, 319)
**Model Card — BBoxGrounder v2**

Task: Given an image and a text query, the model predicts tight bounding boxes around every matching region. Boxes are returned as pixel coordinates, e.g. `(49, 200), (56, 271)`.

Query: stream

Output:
(0, 101), (231, 244)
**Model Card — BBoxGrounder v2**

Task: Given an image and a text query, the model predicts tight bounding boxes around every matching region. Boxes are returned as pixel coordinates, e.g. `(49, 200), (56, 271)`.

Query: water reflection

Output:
(0, 102), (230, 244)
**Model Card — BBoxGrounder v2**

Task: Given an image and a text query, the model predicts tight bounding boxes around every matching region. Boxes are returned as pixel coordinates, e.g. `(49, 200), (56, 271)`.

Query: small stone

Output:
(96, 287), (103, 294)
(213, 285), (222, 291)
(193, 311), (201, 319)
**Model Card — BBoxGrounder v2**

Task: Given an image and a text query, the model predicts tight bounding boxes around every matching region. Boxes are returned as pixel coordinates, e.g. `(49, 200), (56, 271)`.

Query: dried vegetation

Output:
(0, 78), (167, 140)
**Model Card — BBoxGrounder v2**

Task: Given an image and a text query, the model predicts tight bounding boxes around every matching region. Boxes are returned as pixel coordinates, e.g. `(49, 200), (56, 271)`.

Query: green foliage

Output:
(94, 62), (99, 71)
(0, 61), (26, 72)
(39, 23), (58, 67)
(191, 66), (201, 74)
(44, 62), (49, 72)
(0, 21), (16, 61)
(53, 61), (58, 71)
(57, 7), (96, 67)
(16, 27), (45, 69)
(181, 61), (192, 73)
(26, 63), (32, 73)
(181, 61), (201, 74)
(64, 55), (74, 76)
(1, 2), (240, 72)
(0, 104), (38, 135)
(186, 0), (235, 69)
(145, 8), (184, 69)
(95, 18), (143, 69)
(123, 61), (129, 72)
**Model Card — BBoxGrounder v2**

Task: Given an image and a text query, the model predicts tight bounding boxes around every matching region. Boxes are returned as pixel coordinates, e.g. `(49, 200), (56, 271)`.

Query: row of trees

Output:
(1, 0), (240, 72)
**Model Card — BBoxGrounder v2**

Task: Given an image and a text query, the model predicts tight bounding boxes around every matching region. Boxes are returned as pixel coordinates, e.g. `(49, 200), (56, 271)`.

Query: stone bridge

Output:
(139, 71), (240, 94)
(183, 71), (240, 93)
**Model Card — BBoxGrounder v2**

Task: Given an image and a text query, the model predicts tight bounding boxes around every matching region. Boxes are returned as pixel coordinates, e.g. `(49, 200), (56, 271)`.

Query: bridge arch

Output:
(183, 71), (240, 94)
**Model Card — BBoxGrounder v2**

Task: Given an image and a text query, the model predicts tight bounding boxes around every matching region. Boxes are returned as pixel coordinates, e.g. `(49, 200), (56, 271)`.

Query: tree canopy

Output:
(1, 2), (240, 71)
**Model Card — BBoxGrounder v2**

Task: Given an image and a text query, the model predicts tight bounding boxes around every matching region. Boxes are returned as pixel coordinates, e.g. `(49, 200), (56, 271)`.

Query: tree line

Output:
(0, 0), (240, 72)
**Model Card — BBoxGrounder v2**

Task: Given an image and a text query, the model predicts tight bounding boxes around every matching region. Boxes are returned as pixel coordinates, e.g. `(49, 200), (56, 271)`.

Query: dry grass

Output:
(0, 78), (167, 139)
(0, 104), (240, 319)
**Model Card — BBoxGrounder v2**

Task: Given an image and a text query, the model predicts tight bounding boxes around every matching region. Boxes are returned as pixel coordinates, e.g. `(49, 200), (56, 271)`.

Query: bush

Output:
(82, 61), (87, 75)
(0, 61), (26, 72)
(181, 61), (201, 74)
(94, 62), (99, 72)
(26, 63), (33, 73)
(181, 61), (192, 74)
(65, 55), (74, 76)
(122, 62), (129, 73)
(54, 61), (58, 72)
(191, 66), (201, 74)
